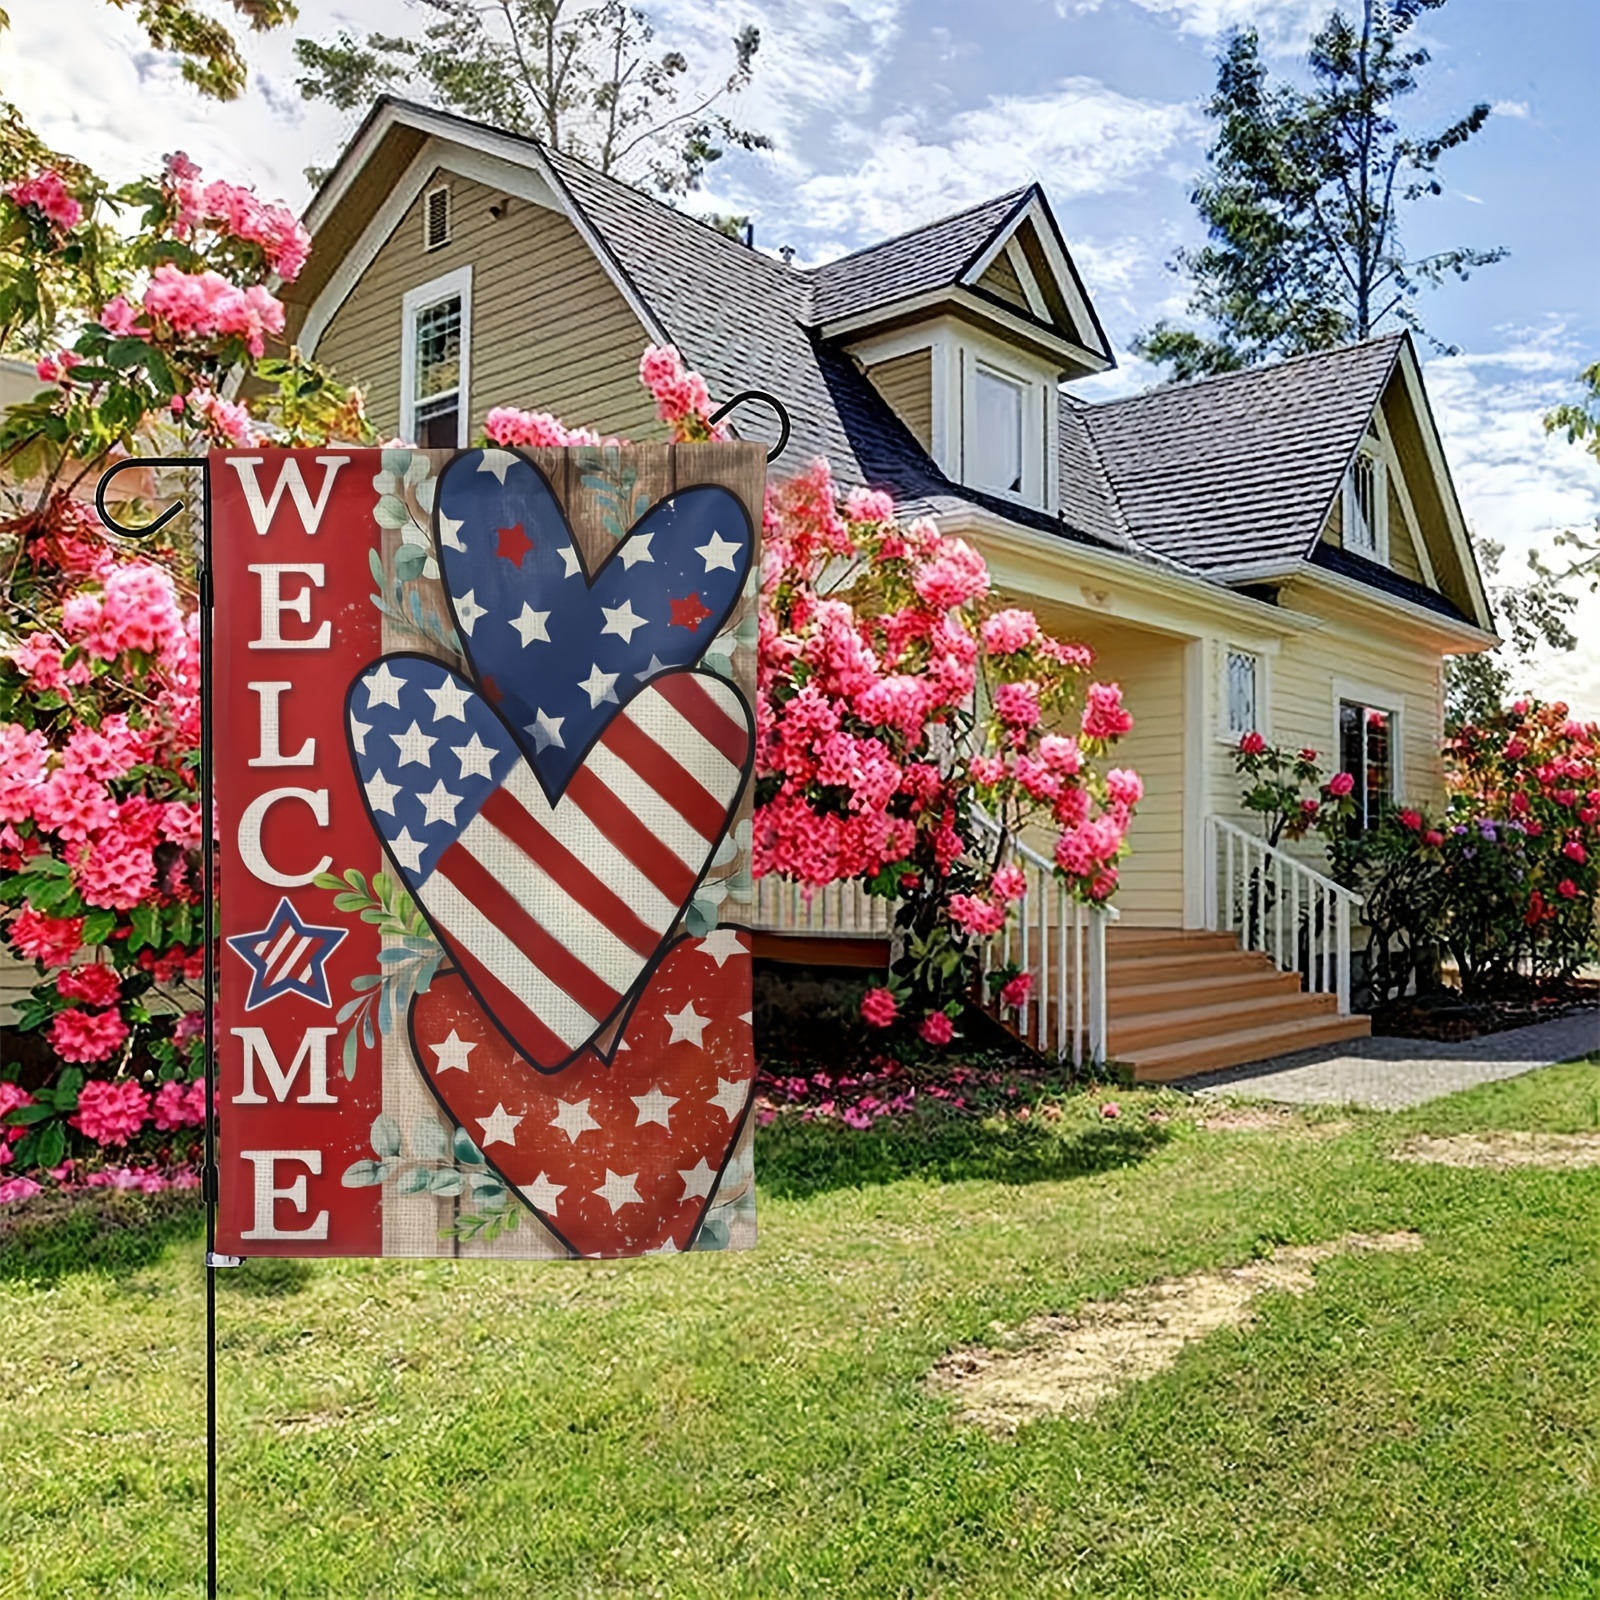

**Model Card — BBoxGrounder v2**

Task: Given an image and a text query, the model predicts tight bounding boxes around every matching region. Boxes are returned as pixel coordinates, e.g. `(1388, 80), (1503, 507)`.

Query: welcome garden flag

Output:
(212, 444), (763, 1259)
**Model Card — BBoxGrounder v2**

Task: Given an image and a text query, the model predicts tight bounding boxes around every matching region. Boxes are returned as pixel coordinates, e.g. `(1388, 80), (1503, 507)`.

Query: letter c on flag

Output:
(239, 787), (333, 886)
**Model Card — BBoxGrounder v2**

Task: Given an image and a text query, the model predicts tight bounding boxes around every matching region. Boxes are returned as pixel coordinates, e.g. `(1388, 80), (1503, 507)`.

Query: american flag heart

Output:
(346, 652), (751, 1071)
(410, 932), (754, 1257)
(435, 448), (751, 800)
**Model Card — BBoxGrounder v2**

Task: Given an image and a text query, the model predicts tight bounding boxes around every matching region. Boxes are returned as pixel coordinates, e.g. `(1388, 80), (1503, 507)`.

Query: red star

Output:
(496, 522), (533, 566)
(668, 591), (713, 632)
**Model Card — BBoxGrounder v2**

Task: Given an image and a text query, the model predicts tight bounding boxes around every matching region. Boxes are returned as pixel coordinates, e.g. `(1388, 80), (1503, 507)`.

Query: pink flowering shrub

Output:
(1, 151), (364, 1192)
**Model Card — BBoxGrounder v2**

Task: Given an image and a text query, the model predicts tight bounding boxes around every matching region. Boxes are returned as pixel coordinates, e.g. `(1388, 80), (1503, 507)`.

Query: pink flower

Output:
(152, 1079), (207, 1131)
(912, 541), (988, 611)
(50, 1008), (131, 1065)
(141, 265), (284, 359)
(1100, 1101), (1120, 1120)
(1299, 748), (1319, 762)
(35, 349), (82, 384)
(1039, 734), (1082, 776)
(991, 865), (1028, 902)
(1300, 798), (1320, 817)
(98, 294), (146, 338)
(187, 388), (258, 447)
(919, 1011), (954, 1047)
(845, 486), (896, 525)
(1082, 682), (1133, 742)
(1397, 809), (1423, 831)
(948, 893), (1006, 936)
(69, 1076), (148, 1144)
(0, 1176), (43, 1205)
(1326, 771), (1356, 798)
(1105, 768), (1143, 808)
(860, 987), (898, 1028)
(998, 972), (1033, 1010)
(8, 170), (82, 231)
(980, 609), (1041, 655)
(993, 680), (1042, 730)
(1424, 829), (1445, 848)
(8, 908), (84, 966)
(1563, 839), (1588, 865)
(1237, 730), (1267, 756)
(56, 965), (121, 1008)
(483, 405), (614, 449)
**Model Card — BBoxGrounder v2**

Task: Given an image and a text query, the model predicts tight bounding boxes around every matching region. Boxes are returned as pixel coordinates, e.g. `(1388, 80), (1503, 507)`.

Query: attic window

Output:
(1343, 449), (1387, 562)
(424, 186), (451, 251)
(972, 366), (1024, 495)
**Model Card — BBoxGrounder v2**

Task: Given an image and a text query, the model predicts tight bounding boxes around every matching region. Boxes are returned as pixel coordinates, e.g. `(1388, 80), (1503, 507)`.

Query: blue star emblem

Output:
(226, 896), (348, 1011)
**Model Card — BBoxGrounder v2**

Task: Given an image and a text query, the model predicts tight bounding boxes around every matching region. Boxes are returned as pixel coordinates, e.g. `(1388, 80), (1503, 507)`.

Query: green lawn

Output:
(3, 1061), (1599, 1598)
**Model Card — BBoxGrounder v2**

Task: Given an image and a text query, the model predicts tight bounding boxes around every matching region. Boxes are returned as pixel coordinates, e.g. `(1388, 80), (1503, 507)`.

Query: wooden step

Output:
(1109, 989), (1340, 1056)
(1123, 1012), (1371, 1083)
(1107, 968), (1307, 1015)
(1107, 948), (1281, 986)
(1105, 928), (1242, 956)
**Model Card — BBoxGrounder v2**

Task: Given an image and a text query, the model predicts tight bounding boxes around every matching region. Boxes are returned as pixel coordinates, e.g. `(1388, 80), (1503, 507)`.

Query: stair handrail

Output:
(970, 805), (1117, 1064)
(1204, 814), (1363, 1014)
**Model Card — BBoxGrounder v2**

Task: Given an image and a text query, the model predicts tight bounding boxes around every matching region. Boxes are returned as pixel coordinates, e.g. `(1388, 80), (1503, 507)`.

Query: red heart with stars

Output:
(408, 928), (755, 1257)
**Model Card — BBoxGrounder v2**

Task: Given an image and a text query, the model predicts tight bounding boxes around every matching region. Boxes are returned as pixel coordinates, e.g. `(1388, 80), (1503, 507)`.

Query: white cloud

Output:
(1491, 99), (1531, 120)
(783, 78), (1198, 243)
(1063, 0), (1331, 52)
(1425, 325), (1600, 717)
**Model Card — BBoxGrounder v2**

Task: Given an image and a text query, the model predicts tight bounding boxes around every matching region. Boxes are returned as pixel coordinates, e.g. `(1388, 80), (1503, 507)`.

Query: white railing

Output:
(970, 808), (1117, 1066)
(1204, 815), (1362, 1014)
(751, 875), (894, 938)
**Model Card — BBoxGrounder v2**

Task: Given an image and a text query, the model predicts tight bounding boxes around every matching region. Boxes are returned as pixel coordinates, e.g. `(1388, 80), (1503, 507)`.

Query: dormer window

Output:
(1342, 448), (1388, 563)
(972, 366), (1024, 494)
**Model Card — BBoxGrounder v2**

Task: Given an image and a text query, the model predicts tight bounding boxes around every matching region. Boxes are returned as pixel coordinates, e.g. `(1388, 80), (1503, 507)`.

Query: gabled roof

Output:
(809, 189), (1031, 323)
(1074, 334), (1406, 573)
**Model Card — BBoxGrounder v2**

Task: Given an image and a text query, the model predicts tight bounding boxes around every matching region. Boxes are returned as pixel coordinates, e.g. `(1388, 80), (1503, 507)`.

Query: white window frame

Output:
(1222, 646), (1264, 743)
(1332, 675), (1405, 822)
(1341, 445), (1389, 565)
(969, 363), (1027, 497)
(400, 265), (472, 449)
(958, 346), (1047, 507)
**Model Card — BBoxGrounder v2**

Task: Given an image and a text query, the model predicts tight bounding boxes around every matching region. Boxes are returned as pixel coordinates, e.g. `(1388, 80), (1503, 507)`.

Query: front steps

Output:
(1106, 928), (1369, 1082)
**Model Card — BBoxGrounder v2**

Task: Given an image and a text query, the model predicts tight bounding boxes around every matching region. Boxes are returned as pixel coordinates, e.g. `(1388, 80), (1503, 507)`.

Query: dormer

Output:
(806, 187), (1114, 513)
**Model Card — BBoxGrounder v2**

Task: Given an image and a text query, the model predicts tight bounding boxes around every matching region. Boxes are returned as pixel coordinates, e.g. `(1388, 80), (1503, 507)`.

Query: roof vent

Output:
(424, 186), (451, 251)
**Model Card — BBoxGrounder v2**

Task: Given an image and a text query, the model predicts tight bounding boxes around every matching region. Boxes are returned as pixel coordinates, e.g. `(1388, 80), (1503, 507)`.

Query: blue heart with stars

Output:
(433, 448), (751, 801)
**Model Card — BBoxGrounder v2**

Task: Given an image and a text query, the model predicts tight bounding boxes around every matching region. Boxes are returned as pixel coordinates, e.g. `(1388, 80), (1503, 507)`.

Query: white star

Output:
(454, 590), (488, 635)
(665, 1001), (710, 1048)
(390, 720), (436, 768)
(644, 1237), (679, 1255)
(695, 530), (741, 572)
(509, 603), (551, 646)
(678, 1158), (718, 1200)
(437, 511), (466, 551)
(363, 662), (404, 709)
(558, 545), (583, 579)
(388, 827), (425, 872)
(600, 599), (649, 643)
(593, 1169), (642, 1213)
(619, 532), (655, 569)
(417, 779), (463, 826)
(349, 716), (371, 754)
(452, 733), (495, 780)
(477, 1102), (523, 1147)
(634, 654), (666, 682)
(424, 678), (472, 721)
(697, 928), (746, 968)
(709, 1077), (748, 1121)
(364, 769), (402, 815)
(476, 449), (517, 482)
(528, 709), (565, 751)
(551, 1098), (600, 1143)
(428, 1029), (475, 1073)
(738, 1012), (753, 1027)
(520, 1171), (566, 1213)
(577, 663), (620, 708)
(631, 1086), (679, 1128)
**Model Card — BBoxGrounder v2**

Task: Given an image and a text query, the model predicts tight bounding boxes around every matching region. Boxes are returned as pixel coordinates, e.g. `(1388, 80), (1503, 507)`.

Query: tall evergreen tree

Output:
(1139, 0), (1505, 380)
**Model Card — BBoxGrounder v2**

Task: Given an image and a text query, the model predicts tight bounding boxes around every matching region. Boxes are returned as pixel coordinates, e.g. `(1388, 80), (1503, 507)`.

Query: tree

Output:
(1139, 0), (1505, 380)
(294, 1), (771, 199)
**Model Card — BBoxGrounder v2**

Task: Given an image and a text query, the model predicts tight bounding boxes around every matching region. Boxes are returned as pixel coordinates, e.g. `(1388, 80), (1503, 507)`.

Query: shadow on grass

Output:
(0, 1188), (204, 1287)
(757, 1108), (1173, 1199)
(218, 1257), (317, 1297)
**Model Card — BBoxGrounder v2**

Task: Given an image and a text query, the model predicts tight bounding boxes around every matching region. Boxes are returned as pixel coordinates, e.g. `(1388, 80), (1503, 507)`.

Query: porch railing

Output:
(751, 875), (893, 938)
(1203, 814), (1361, 1014)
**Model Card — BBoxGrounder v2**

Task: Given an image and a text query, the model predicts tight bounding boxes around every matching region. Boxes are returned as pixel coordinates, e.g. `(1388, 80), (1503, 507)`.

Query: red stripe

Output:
(601, 712), (726, 838)
(653, 673), (749, 770)
(448, 944), (575, 1069)
(565, 765), (697, 906)
(435, 841), (621, 1024)
(479, 786), (664, 957)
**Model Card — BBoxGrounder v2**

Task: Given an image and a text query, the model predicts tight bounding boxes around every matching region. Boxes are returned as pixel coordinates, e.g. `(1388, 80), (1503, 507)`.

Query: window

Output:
(400, 267), (472, 449)
(424, 185), (452, 251)
(1225, 649), (1259, 739)
(1339, 699), (1393, 831)
(971, 366), (1024, 494)
(1342, 449), (1387, 561)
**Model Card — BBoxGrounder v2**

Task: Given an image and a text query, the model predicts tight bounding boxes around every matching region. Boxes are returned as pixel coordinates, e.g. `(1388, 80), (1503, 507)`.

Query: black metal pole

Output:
(198, 456), (218, 1600)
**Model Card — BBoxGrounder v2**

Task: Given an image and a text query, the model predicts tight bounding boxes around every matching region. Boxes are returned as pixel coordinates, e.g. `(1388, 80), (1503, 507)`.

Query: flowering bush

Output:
(1233, 733), (1358, 845)
(1, 151), (366, 1188)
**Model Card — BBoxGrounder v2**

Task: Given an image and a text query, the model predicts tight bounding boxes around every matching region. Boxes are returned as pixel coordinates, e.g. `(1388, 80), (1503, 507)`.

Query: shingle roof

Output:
(1076, 335), (1406, 572)
(807, 188), (1032, 324)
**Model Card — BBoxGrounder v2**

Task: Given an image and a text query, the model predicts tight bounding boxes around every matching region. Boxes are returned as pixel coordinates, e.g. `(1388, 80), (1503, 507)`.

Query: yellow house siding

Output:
(315, 168), (662, 443)
(977, 251), (1029, 312)
(866, 349), (934, 452)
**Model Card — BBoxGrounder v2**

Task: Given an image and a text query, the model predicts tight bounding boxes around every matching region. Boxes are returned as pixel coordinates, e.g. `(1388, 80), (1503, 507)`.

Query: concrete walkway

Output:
(1175, 1008), (1600, 1110)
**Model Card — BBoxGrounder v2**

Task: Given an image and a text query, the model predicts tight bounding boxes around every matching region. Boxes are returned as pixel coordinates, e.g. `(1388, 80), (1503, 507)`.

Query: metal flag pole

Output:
(96, 454), (231, 1600)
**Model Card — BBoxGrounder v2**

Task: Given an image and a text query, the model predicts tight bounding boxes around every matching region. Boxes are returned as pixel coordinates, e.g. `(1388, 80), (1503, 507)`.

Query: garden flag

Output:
(212, 444), (763, 1258)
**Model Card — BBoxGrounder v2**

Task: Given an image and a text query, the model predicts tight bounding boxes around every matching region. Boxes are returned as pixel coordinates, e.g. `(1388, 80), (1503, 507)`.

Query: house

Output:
(286, 96), (1499, 1080)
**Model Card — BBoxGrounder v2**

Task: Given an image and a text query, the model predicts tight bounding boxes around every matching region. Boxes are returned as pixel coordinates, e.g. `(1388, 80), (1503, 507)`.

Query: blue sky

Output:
(6, 0), (1599, 706)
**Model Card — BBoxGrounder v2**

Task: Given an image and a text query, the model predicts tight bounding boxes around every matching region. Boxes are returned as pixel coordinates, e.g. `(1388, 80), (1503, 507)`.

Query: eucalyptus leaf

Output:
(411, 1117), (448, 1160)
(429, 1169), (464, 1197)
(399, 1166), (433, 1195)
(342, 1159), (383, 1187)
(342, 1026), (360, 1079)
(380, 448), (413, 477)
(453, 1128), (485, 1165)
(684, 898), (715, 937)
(367, 547), (386, 588)
(370, 1114), (402, 1158)
(373, 494), (409, 529)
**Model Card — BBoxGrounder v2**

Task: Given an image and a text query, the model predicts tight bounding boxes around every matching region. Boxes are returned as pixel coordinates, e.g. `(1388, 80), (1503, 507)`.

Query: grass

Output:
(1, 1060), (1598, 1597)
